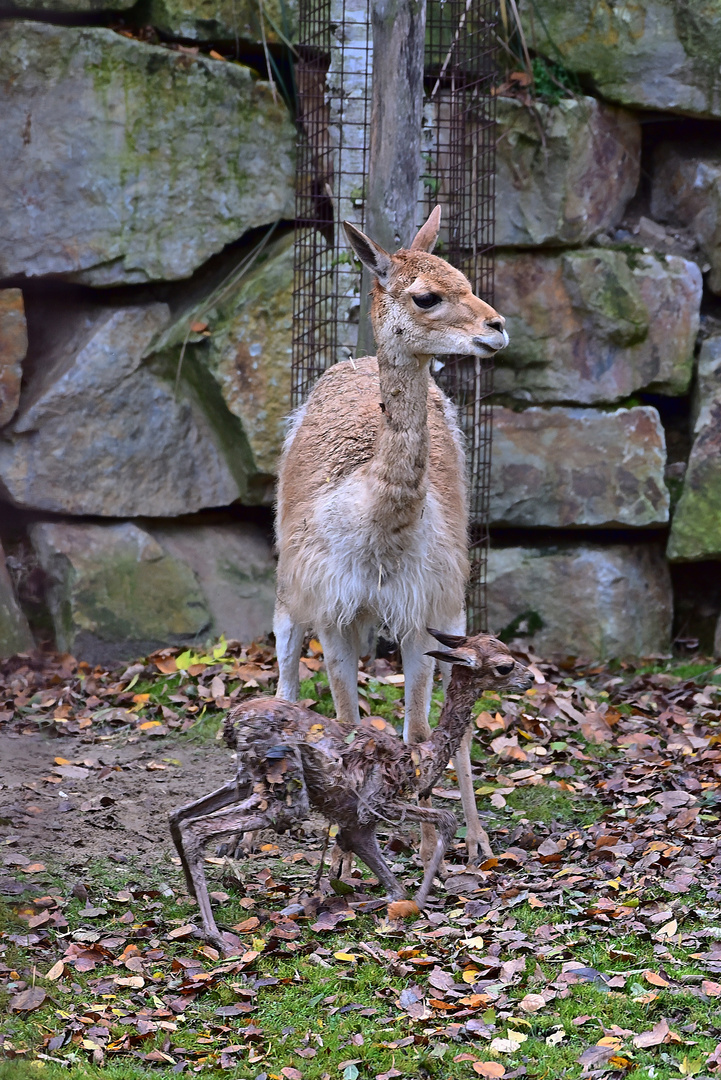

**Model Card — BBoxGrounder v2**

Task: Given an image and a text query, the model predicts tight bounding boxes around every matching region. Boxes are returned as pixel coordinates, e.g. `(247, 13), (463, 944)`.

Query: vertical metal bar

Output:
(292, 0), (497, 633)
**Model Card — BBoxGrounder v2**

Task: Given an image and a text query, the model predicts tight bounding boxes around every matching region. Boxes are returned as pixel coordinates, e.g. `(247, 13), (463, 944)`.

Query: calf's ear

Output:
(427, 627), (467, 648)
(426, 649), (476, 668)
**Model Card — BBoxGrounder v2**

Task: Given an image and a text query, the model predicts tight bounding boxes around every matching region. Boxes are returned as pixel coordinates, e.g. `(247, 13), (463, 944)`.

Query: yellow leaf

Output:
(463, 970), (480, 984)
(45, 960), (64, 981)
(54, 757), (70, 765)
(465, 937), (485, 949)
(139, 720), (162, 730)
(334, 952), (357, 962)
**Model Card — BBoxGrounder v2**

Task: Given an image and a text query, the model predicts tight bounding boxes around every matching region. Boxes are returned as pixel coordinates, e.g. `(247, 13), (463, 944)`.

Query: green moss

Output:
(531, 55), (581, 104)
(498, 609), (544, 644)
(668, 459), (721, 560)
(562, 250), (650, 348)
(72, 553), (209, 640)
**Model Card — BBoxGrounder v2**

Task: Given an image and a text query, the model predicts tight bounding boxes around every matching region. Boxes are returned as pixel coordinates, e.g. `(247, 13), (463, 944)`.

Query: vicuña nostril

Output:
(486, 317), (505, 333)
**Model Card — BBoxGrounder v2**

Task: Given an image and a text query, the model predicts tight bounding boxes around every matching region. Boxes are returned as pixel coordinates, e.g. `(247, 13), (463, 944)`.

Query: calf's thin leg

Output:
(389, 803), (458, 908)
(400, 634), (437, 866)
(169, 782), (241, 899)
(171, 794), (271, 952)
(341, 826), (405, 900)
(437, 615), (488, 863)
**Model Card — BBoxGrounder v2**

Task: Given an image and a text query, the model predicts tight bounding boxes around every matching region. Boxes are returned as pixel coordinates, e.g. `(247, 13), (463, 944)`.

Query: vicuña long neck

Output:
(369, 342), (430, 528)
(416, 672), (478, 797)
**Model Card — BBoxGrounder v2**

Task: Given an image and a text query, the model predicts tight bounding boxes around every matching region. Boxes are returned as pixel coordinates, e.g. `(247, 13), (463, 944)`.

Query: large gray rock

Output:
(0, 290), (26, 429)
(667, 336), (721, 561)
(494, 249), (701, 403)
(29, 521), (210, 662)
(0, 22), (295, 285)
(651, 144), (721, 295)
(145, 0), (298, 43)
(520, 0), (721, 118)
(0, 0), (133, 10)
(150, 522), (275, 642)
(149, 231), (295, 489)
(487, 544), (673, 659)
(0, 302), (256, 517)
(490, 406), (669, 528)
(0, 541), (34, 658)
(495, 96), (640, 247)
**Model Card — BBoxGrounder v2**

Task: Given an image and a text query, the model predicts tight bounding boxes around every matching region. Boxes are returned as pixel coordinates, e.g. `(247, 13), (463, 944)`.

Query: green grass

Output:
(4, 858), (721, 1080)
(3, 644), (721, 1079)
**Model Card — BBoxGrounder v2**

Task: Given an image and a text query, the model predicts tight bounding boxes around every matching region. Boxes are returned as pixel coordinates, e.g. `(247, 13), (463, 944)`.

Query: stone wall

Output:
(1, 0), (720, 661)
(486, 0), (721, 658)
(0, 2), (295, 661)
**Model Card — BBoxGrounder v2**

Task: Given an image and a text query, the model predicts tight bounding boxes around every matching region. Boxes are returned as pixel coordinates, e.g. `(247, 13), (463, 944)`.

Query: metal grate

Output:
(291, 0), (497, 631)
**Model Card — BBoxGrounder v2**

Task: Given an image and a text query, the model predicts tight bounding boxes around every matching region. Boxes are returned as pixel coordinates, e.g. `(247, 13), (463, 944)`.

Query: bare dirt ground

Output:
(0, 730), (231, 867)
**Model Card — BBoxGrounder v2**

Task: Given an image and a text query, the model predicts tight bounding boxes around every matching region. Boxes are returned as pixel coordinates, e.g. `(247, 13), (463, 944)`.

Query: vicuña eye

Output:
(412, 292), (442, 310)
(495, 663), (514, 676)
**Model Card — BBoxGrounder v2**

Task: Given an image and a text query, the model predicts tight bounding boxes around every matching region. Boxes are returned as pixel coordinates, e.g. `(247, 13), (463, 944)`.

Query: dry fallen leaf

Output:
(644, 970), (670, 988)
(10, 987), (46, 1012)
(473, 1064), (505, 1078)
(634, 1019), (670, 1048)
(519, 993), (546, 1013)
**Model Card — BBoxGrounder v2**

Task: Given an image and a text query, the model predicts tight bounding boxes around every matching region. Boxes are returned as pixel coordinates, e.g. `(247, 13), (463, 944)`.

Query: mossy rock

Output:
(520, 0), (721, 118)
(0, 22), (295, 285)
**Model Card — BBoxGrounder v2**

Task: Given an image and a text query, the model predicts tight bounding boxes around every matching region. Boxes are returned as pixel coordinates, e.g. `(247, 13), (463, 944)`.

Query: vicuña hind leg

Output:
(172, 794), (293, 954)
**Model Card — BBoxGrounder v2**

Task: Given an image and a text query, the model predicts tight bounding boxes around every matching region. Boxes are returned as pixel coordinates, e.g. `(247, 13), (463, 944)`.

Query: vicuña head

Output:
(343, 206), (508, 362)
(426, 627), (535, 695)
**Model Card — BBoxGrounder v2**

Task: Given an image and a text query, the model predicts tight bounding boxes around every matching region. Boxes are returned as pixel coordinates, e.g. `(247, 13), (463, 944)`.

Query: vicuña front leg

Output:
(391, 804), (458, 908)
(453, 726), (492, 862)
(318, 624), (362, 724)
(274, 602), (306, 703)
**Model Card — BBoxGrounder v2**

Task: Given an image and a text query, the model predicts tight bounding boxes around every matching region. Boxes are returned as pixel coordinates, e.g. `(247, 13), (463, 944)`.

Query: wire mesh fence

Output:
(291, 0), (497, 631)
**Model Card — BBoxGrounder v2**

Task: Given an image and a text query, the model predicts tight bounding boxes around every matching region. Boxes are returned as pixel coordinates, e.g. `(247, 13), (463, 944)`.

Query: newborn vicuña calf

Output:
(170, 630), (532, 952)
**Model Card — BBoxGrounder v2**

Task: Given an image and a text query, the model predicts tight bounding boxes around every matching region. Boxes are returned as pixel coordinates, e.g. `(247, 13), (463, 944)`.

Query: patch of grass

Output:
(504, 784), (605, 828)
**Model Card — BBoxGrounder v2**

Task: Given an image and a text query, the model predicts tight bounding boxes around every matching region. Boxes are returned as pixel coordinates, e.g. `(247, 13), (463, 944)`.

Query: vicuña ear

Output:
(427, 627), (467, 648)
(410, 205), (442, 253)
(343, 221), (393, 284)
(426, 649), (476, 667)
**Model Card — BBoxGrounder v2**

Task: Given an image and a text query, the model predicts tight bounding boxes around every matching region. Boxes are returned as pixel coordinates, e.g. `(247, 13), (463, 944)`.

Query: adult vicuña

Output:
(273, 206), (509, 862)
(170, 630), (532, 952)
